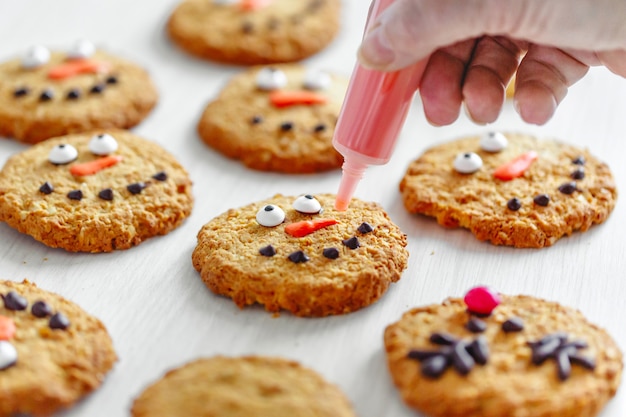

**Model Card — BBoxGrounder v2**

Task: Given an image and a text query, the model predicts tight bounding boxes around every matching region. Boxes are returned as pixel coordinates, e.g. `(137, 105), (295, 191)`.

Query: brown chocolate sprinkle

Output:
(558, 182), (578, 195)
(259, 245), (276, 257)
(533, 194), (550, 207)
(250, 115), (263, 125)
(571, 168), (585, 180)
(106, 75), (118, 84)
(90, 83), (105, 94)
(67, 190), (83, 201)
(66, 89), (81, 100)
(280, 122), (294, 132)
(502, 317), (524, 332)
(313, 123), (326, 133)
(507, 197), (521, 211)
(465, 317), (487, 333)
(572, 156), (585, 165)
(49, 312), (70, 330)
(528, 332), (595, 381)
(288, 250), (309, 263)
(2, 291), (28, 311)
(31, 300), (53, 318)
(357, 222), (374, 234)
(322, 247), (339, 259)
(39, 182), (54, 195)
(13, 87), (29, 97)
(127, 182), (147, 195)
(98, 188), (114, 201)
(152, 171), (167, 182)
(39, 89), (54, 101)
(342, 237), (360, 250)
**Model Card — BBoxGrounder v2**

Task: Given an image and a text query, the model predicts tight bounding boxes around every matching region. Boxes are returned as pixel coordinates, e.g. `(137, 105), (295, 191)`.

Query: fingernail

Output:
(358, 27), (395, 69)
(462, 102), (486, 126)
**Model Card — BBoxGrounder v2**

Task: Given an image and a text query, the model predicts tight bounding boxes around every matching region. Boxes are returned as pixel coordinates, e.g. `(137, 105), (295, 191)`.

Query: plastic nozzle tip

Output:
(334, 159), (367, 211)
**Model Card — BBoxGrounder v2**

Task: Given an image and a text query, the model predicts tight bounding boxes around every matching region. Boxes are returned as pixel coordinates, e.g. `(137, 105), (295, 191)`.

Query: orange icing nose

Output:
(269, 90), (328, 108)
(239, 0), (273, 11)
(285, 218), (339, 237)
(48, 59), (110, 80)
(494, 151), (538, 181)
(70, 155), (123, 176)
(0, 316), (16, 341)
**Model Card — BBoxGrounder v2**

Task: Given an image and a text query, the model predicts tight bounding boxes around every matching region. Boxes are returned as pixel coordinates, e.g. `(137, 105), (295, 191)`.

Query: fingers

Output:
(514, 45), (589, 124)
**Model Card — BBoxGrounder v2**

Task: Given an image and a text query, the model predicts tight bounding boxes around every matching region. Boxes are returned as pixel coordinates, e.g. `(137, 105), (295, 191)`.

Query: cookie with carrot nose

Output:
(197, 64), (348, 173)
(0, 130), (193, 252)
(0, 40), (158, 144)
(192, 193), (408, 316)
(400, 132), (617, 248)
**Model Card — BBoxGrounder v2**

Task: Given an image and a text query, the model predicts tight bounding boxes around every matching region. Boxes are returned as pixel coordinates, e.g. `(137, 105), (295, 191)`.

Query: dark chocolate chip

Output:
(39, 182), (54, 195)
(530, 337), (561, 365)
(357, 222), (374, 234)
(66, 89), (81, 100)
(506, 197), (521, 211)
(152, 171), (167, 181)
(465, 317), (487, 333)
(106, 75), (118, 84)
(407, 349), (441, 361)
(3, 291), (28, 311)
(280, 122), (294, 132)
(322, 247), (339, 259)
(242, 21), (254, 33)
(127, 182), (147, 195)
(90, 83), (105, 94)
(259, 245), (276, 257)
(13, 87), (29, 97)
(572, 156), (585, 165)
(430, 332), (457, 346)
(98, 188), (114, 201)
(288, 250), (309, 263)
(49, 312), (70, 330)
(466, 336), (489, 365)
(31, 300), (53, 318)
(250, 115), (263, 125)
(569, 353), (596, 370)
(558, 182), (578, 195)
(533, 194), (550, 207)
(451, 341), (475, 375)
(571, 168), (585, 180)
(555, 349), (572, 380)
(502, 317), (524, 332)
(67, 190), (83, 201)
(313, 123), (326, 133)
(39, 89), (54, 101)
(421, 355), (449, 379)
(342, 236), (360, 250)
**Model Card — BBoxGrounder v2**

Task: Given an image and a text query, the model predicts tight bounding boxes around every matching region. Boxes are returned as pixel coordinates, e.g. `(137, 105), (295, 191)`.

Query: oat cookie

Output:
(0, 41), (158, 144)
(167, 0), (341, 65)
(132, 355), (356, 417)
(384, 287), (623, 417)
(192, 193), (408, 316)
(0, 279), (117, 417)
(198, 64), (347, 173)
(400, 132), (617, 248)
(0, 130), (193, 252)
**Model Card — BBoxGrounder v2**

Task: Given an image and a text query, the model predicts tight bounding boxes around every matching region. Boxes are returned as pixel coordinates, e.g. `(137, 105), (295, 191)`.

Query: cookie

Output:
(167, 0), (341, 65)
(0, 41), (158, 144)
(399, 132), (617, 248)
(131, 355), (356, 417)
(384, 287), (623, 417)
(0, 279), (117, 417)
(192, 193), (408, 316)
(197, 64), (347, 173)
(0, 130), (193, 252)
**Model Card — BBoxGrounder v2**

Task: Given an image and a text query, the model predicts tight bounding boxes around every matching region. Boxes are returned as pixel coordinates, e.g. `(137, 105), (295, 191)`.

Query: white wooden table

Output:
(0, 1), (624, 416)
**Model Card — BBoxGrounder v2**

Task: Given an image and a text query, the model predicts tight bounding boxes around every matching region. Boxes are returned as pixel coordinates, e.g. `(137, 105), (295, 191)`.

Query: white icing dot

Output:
(480, 131), (508, 152)
(67, 39), (96, 59)
(256, 204), (285, 227)
(303, 69), (332, 90)
(293, 195), (322, 214)
(256, 68), (288, 91)
(22, 45), (50, 69)
(0, 341), (17, 370)
(453, 152), (483, 174)
(48, 144), (78, 165)
(89, 133), (118, 155)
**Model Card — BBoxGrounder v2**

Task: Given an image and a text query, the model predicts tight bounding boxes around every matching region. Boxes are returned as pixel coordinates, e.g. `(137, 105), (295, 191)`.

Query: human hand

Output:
(358, 0), (626, 125)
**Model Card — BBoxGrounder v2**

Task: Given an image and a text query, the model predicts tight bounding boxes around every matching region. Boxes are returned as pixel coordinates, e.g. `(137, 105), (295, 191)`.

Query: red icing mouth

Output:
(494, 151), (538, 181)
(285, 218), (339, 237)
(69, 155), (123, 176)
(269, 90), (328, 108)
(48, 59), (110, 80)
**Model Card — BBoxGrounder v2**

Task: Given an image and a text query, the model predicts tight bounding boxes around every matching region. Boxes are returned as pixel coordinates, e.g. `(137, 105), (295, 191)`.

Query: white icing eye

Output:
(22, 45), (50, 69)
(256, 204), (285, 227)
(256, 68), (288, 91)
(89, 133), (118, 155)
(48, 144), (78, 165)
(454, 152), (483, 174)
(293, 194), (322, 214)
(303, 69), (332, 90)
(67, 39), (96, 59)
(0, 341), (17, 370)
(480, 131), (508, 152)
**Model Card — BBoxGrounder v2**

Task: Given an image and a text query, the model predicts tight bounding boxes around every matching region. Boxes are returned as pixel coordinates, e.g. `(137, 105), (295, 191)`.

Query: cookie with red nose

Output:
(0, 130), (193, 252)
(192, 193), (409, 317)
(0, 41), (158, 144)
(198, 64), (348, 173)
(167, 0), (341, 65)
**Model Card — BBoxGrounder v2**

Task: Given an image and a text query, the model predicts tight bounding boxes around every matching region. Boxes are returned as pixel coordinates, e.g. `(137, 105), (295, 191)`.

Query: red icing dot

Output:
(464, 287), (501, 315)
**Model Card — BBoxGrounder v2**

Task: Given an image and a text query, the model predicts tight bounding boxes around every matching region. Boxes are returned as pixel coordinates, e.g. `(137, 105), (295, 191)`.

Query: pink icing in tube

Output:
(333, 0), (427, 211)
